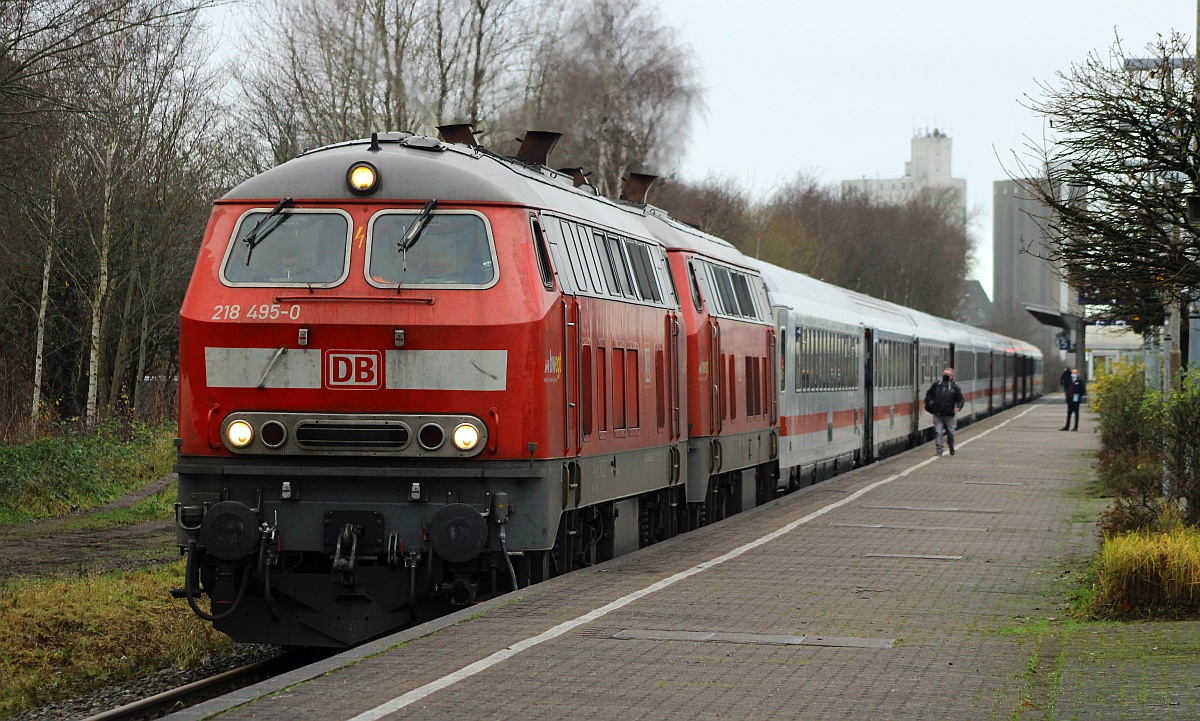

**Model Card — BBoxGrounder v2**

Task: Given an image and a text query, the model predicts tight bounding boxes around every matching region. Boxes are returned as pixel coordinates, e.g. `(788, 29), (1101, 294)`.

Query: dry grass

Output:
(0, 560), (232, 717)
(1094, 521), (1200, 618)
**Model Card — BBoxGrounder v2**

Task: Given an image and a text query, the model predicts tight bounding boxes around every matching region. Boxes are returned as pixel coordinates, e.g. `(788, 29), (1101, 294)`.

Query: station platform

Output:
(171, 400), (1190, 720)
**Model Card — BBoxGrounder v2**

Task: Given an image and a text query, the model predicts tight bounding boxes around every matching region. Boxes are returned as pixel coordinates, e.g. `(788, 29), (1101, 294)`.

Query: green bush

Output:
(0, 421), (175, 525)
(1090, 360), (1164, 502)
(1164, 373), (1200, 523)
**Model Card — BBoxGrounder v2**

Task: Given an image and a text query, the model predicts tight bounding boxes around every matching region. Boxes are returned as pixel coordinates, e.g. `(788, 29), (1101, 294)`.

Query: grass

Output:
(53, 482), (177, 532)
(0, 421), (176, 525)
(1092, 524), (1200, 618)
(0, 560), (233, 718)
(1000, 617), (1078, 720)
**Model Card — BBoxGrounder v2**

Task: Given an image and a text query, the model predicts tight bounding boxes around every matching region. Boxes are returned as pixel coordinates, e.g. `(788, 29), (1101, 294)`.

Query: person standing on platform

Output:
(924, 367), (965, 456)
(1062, 368), (1086, 431)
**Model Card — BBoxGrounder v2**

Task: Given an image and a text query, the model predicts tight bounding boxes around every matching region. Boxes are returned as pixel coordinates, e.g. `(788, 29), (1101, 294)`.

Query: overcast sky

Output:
(652, 0), (1197, 297)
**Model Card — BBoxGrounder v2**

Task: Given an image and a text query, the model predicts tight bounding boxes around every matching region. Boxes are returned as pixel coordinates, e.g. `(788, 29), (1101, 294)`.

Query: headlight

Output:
(346, 162), (379, 194)
(452, 423), (480, 451)
(227, 420), (254, 448)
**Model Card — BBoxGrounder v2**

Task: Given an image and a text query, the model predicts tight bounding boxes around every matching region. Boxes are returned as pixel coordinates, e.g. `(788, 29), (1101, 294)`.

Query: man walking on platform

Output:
(925, 367), (964, 456)
(1062, 368), (1085, 431)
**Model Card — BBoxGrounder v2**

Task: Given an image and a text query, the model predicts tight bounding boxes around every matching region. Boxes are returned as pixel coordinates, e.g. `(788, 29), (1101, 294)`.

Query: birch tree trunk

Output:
(85, 139), (119, 428)
(30, 174), (57, 431)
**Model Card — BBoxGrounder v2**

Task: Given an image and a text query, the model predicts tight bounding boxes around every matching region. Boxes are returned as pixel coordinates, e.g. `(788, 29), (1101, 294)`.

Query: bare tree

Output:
(1010, 32), (1200, 332)
(653, 175), (973, 318)
(0, 0), (215, 124)
(518, 0), (703, 196)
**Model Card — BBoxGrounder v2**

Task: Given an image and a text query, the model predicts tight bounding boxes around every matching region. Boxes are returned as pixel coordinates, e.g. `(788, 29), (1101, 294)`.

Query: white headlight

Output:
(452, 423), (480, 451)
(227, 420), (254, 448)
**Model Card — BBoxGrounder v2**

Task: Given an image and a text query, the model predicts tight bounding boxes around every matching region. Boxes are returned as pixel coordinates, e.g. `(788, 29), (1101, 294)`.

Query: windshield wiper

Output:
(398, 199), (437, 253)
(243, 197), (294, 265)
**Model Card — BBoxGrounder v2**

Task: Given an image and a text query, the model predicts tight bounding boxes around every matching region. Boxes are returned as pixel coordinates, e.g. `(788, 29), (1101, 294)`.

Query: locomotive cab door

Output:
(533, 215), (582, 456)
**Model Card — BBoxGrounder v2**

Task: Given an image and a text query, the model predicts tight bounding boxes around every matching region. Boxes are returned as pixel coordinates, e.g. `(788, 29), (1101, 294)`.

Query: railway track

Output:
(78, 652), (322, 721)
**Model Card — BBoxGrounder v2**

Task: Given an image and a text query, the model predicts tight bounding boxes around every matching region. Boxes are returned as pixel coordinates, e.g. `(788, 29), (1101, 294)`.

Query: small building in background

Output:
(955, 279), (994, 328)
(1086, 325), (1142, 378)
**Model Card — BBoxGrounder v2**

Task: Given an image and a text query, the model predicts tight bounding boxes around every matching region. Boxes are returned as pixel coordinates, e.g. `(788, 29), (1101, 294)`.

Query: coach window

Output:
(223, 209), (351, 287)
(367, 211), (496, 287)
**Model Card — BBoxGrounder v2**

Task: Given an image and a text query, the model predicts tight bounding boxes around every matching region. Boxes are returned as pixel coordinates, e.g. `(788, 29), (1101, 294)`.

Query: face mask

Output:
(943, 374), (951, 382)
(1071, 374), (1077, 380)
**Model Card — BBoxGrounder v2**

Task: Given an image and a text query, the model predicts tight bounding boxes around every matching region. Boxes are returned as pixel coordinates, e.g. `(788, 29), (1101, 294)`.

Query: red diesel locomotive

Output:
(174, 129), (775, 647)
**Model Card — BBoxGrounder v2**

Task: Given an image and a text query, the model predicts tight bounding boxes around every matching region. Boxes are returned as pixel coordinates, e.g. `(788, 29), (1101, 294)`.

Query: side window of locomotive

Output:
(606, 235), (638, 300)
(687, 260), (704, 311)
(592, 231), (622, 296)
(708, 264), (738, 316)
(731, 272), (758, 319)
(625, 240), (662, 303)
(530, 219), (554, 290)
(223, 210), (350, 286)
(578, 224), (610, 294)
(368, 212), (495, 286)
(558, 221), (590, 292)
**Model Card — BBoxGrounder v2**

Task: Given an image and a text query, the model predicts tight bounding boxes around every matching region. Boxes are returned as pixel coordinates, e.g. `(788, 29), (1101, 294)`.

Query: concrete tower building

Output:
(992, 179), (1072, 380)
(841, 129), (968, 225)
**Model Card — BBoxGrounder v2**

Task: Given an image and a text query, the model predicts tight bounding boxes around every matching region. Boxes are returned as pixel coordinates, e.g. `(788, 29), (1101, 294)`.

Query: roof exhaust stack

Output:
(556, 167), (590, 188)
(620, 172), (658, 204)
(437, 123), (480, 147)
(516, 131), (561, 166)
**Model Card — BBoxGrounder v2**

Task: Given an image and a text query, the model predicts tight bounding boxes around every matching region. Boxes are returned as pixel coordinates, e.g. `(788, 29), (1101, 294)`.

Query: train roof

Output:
(222, 133), (755, 270)
(750, 258), (1041, 359)
(223, 134), (1039, 360)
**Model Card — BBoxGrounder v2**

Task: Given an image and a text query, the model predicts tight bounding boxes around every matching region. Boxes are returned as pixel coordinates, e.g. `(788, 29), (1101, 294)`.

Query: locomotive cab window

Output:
(367, 211), (497, 288)
(222, 209), (352, 287)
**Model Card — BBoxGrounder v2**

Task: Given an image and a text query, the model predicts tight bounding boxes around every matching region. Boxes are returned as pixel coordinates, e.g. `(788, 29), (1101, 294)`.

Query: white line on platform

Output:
(344, 404), (1039, 721)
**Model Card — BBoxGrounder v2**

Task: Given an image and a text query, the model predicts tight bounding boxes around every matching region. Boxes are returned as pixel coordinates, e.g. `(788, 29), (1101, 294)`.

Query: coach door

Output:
(862, 328), (875, 464)
(911, 339), (921, 442)
(987, 353), (995, 414)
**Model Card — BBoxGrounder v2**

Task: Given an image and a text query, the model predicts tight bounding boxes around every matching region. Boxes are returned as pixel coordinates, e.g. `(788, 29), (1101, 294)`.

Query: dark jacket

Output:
(1060, 368), (1072, 392)
(1066, 378), (1086, 404)
(924, 379), (964, 416)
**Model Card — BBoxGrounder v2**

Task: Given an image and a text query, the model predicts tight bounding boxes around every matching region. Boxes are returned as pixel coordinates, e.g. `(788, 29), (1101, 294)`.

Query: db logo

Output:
(324, 350), (383, 389)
